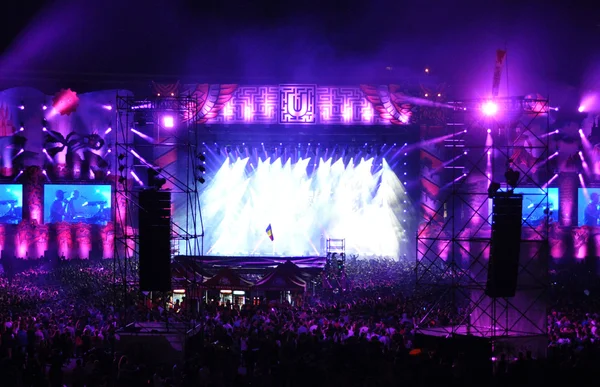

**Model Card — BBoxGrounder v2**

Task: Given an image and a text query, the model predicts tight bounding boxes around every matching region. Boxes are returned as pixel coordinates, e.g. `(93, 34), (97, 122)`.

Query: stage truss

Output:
(416, 96), (551, 343)
(113, 93), (204, 300)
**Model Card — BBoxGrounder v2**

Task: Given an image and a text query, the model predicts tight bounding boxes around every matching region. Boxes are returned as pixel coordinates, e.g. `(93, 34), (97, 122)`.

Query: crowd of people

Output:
(0, 257), (598, 386)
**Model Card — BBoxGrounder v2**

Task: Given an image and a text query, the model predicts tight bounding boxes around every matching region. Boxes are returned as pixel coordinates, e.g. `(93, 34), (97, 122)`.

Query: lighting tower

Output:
(416, 96), (551, 358)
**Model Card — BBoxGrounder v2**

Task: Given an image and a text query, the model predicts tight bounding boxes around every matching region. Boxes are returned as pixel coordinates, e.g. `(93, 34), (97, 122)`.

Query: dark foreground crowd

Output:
(0, 258), (599, 386)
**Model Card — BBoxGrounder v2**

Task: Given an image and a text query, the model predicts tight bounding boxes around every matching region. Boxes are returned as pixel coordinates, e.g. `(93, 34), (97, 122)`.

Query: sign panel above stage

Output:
(150, 83), (416, 126)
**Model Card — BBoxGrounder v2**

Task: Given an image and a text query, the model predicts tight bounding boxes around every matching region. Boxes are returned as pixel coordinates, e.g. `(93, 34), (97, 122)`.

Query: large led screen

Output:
(515, 187), (559, 226)
(44, 184), (112, 225)
(0, 184), (23, 224)
(578, 188), (600, 226)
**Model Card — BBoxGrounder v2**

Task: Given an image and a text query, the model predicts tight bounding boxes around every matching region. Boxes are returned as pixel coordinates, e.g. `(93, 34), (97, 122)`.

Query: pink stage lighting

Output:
(482, 101), (498, 116)
(163, 115), (174, 128)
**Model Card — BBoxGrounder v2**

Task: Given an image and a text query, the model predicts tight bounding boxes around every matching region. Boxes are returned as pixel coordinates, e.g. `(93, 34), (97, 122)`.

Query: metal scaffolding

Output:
(113, 93), (204, 302)
(416, 96), (551, 344)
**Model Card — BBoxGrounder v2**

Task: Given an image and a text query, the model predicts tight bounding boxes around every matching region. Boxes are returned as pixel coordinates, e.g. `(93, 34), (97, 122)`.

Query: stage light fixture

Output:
(482, 101), (498, 116)
(488, 182), (501, 198)
(197, 177), (205, 184)
(198, 154), (206, 162)
(18, 103), (24, 110)
(504, 168), (520, 190)
(118, 176), (126, 184)
(42, 105), (47, 111)
(118, 153), (125, 161)
(148, 167), (166, 189)
(163, 115), (174, 128)
(197, 166), (206, 173)
(118, 165), (125, 172)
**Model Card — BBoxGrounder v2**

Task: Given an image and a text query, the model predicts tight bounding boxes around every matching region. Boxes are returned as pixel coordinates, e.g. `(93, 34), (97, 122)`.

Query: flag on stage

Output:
(266, 224), (274, 241)
(492, 49), (507, 97)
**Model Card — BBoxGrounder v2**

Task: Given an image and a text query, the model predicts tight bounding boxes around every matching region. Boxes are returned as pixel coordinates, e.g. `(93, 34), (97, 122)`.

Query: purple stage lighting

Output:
(578, 106), (585, 113)
(163, 115), (174, 128)
(482, 101), (498, 116)
(487, 128), (492, 133)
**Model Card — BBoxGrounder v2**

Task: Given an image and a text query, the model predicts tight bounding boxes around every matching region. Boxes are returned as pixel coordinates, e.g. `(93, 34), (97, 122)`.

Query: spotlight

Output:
(197, 177), (205, 184)
(482, 101), (498, 116)
(425, 68), (429, 73)
(18, 104), (24, 110)
(198, 154), (206, 162)
(197, 166), (206, 172)
(118, 153), (125, 161)
(437, 93), (441, 97)
(42, 105), (47, 111)
(504, 168), (520, 190)
(163, 115), (174, 128)
(487, 128), (492, 133)
(488, 182), (501, 198)
(578, 106), (585, 113)
(118, 165), (125, 172)
(148, 167), (166, 189)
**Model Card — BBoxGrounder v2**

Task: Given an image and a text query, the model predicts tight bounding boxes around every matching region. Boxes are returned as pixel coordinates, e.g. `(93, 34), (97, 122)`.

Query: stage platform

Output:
(174, 255), (326, 275)
(417, 325), (547, 358)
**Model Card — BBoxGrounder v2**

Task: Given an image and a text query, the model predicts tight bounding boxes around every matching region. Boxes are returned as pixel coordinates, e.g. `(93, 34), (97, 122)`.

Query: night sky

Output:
(0, 0), (598, 100)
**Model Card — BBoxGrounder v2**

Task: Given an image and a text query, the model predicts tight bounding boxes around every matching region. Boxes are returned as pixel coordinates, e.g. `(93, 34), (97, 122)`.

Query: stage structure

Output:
(114, 93), (204, 294)
(324, 238), (346, 290)
(416, 96), (551, 357)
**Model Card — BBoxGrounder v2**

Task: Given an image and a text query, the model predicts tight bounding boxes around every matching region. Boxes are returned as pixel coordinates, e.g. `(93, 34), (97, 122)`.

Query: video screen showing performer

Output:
(0, 184), (23, 224)
(504, 187), (559, 227)
(44, 184), (111, 225)
(579, 189), (600, 227)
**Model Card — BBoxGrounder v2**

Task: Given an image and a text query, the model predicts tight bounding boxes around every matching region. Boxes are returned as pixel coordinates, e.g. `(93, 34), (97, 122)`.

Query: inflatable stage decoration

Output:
(360, 84), (414, 125)
(44, 130), (108, 180)
(24, 166), (44, 223)
(74, 222), (92, 259)
(0, 104), (15, 177)
(100, 221), (115, 259)
(52, 88), (80, 116)
(14, 219), (49, 259)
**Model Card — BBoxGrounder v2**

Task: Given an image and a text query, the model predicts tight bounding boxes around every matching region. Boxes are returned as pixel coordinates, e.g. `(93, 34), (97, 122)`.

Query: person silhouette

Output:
(584, 192), (600, 226)
(50, 190), (66, 223)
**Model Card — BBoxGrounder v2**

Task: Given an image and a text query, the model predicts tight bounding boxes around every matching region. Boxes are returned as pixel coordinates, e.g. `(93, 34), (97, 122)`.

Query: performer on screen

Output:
(50, 190), (67, 223)
(65, 190), (85, 221)
(584, 193), (600, 226)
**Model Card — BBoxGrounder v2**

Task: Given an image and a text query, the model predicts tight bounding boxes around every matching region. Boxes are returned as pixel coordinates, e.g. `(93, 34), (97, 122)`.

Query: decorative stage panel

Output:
(177, 84), (415, 126)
